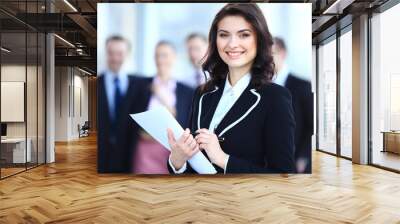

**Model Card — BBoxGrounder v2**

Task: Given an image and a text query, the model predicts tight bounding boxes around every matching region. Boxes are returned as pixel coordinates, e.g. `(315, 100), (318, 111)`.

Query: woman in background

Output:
(167, 3), (296, 174)
(132, 41), (194, 174)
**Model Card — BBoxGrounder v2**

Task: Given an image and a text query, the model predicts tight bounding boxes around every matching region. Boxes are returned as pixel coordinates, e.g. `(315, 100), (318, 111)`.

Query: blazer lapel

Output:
(214, 83), (260, 137)
(197, 83), (224, 130)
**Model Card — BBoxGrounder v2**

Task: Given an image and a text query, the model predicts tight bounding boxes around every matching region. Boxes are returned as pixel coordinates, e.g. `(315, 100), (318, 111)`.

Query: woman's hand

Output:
(195, 129), (228, 169)
(167, 128), (199, 170)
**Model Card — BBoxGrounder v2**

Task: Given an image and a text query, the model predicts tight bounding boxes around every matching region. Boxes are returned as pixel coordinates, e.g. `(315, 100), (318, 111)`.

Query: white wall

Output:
(71, 73), (89, 138)
(55, 66), (68, 141)
(54, 67), (89, 141)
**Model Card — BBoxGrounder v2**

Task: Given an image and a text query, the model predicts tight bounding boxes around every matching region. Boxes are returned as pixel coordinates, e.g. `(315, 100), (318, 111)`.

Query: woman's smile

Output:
(225, 50), (246, 59)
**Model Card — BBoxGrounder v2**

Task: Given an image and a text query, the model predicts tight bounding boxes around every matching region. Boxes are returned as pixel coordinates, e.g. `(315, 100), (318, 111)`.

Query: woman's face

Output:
(216, 15), (257, 70)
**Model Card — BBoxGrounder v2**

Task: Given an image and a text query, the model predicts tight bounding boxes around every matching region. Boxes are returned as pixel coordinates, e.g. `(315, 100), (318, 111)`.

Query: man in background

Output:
(272, 37), (314, 173)
(97, 35), (145, 173)
(185, 33), (208, 87)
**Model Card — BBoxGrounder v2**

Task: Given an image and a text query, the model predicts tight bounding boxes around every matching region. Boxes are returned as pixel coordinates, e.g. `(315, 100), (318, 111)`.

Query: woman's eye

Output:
(218, 33), (228, 38)
(240, 33), (250, 38)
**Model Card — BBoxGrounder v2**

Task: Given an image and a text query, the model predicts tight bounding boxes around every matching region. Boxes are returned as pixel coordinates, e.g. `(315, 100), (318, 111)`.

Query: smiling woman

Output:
(167, 3), (297, 174)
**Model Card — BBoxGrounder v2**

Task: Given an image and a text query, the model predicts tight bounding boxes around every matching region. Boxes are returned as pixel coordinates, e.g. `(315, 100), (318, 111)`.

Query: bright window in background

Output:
(390, 75), (400, 130)
(312, 45), (317, 150)
(318, 37), (337, 154)
(371, 3), (400, 171)
(339, 29), (352, 158)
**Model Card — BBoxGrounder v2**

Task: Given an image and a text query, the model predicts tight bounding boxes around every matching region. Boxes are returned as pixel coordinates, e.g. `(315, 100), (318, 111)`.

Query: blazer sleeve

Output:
(225, 87), (296, 173)
(296, 83), (314, 160)
(304, 84), (314, 138)
(167, 86), (200, 174)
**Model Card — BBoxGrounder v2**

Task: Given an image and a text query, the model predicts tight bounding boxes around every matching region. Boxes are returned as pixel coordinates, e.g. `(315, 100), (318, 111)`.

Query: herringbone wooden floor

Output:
(1, 135), (400, 224)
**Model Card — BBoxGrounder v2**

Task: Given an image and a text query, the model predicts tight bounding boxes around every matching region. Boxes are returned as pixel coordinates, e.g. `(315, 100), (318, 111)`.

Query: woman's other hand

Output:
(167, 128), (199, 170)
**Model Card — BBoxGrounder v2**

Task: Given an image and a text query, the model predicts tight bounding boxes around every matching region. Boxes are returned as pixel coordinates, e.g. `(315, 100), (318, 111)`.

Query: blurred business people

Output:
(272, 37), (313, 173)
(132, 41), (194, 174)
(97, 35), (145, 173)
(185, 33), (209, 87)
(167, 3), (296, 174)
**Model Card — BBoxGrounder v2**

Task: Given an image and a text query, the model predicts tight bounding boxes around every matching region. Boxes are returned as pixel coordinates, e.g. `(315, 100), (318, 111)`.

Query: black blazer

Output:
(139, 78), (195, 128)
(285, 74), (313, 173)
(97, 74), (147, 173)
(168, 79), (296, 174)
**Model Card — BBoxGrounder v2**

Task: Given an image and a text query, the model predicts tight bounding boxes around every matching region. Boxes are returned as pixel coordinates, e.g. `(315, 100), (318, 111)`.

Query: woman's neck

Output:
(228, 65), (251, 86)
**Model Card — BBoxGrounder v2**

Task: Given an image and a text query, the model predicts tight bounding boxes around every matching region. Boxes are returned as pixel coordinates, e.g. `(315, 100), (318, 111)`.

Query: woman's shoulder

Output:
(257, 82), (292, 100)
(257, 82), (293, 115)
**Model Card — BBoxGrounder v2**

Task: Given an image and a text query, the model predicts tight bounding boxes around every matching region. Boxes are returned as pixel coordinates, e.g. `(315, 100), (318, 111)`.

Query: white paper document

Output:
(130, 106), (217, 174)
